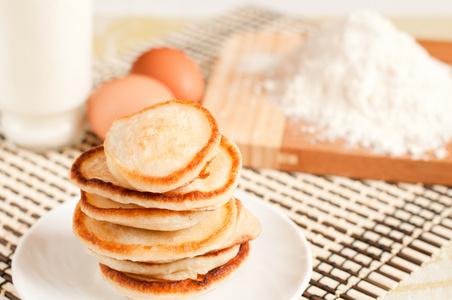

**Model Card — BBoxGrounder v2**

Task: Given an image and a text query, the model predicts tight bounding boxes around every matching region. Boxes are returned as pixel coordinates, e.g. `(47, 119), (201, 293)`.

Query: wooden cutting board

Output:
(203, 31), (452, 185)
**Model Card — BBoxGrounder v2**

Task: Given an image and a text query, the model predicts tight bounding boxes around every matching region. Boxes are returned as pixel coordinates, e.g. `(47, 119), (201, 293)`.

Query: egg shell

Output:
(87, 74), (174, 140)
(130, 47), (205, 103)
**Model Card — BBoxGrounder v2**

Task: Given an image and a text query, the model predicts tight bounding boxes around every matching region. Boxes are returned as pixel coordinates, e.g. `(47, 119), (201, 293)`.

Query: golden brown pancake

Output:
(87, 244), (240, 281)
(99, 242), (250, 300)
(73, 198), (239, 262)
(104, 100), (221, 193)
(70, 135), (241, 211)
(79, 191), (213, 231)
(217, 199), (261, 250)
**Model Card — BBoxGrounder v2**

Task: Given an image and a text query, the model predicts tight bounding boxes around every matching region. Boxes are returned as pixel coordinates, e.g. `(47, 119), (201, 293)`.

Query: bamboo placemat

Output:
(1, 6), (452, 300)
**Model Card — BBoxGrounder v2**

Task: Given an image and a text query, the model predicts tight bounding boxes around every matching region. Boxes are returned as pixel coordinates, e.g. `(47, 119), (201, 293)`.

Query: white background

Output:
(93, 0), (452, 17)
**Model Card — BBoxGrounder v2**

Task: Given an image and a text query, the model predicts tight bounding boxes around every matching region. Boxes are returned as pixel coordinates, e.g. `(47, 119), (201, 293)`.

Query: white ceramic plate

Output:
(12, 190), (312, 300)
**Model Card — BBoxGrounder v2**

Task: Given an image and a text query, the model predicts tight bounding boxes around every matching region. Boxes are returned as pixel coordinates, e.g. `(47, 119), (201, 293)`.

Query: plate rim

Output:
(234, 189), (312, 300)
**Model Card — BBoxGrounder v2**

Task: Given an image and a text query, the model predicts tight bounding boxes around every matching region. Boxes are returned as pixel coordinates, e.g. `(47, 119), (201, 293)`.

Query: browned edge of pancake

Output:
(140, 244), (240, 266)
(203, 198), (260, 252)
(79, 190), (202, 219)
(70, 135), (241, 204)
(72, 198), (238, 260)
(105, 99), (221, 188)
(99, 242), (249, 296)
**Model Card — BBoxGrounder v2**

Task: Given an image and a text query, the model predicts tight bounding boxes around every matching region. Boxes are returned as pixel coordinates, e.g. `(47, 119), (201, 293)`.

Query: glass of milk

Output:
(0, 0), (92, 150)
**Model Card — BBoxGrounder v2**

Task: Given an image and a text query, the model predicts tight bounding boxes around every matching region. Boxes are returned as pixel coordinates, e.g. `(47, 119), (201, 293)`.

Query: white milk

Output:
(0, 0), (92, 150)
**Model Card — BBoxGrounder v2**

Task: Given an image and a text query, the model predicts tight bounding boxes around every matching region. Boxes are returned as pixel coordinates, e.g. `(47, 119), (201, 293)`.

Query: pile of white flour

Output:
(271, 11), (452, 159)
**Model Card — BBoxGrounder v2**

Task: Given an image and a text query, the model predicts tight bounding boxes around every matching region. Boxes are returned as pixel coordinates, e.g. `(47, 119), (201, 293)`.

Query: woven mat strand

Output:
(1, 6), (452, 300)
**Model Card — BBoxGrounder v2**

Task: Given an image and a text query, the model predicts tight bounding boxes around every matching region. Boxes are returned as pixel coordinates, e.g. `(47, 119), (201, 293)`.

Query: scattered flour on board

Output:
(266, 10), (452, 159)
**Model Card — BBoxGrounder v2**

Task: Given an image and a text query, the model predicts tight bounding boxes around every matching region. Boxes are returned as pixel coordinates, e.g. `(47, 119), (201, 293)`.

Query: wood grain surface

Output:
(203, 31), (452, 185)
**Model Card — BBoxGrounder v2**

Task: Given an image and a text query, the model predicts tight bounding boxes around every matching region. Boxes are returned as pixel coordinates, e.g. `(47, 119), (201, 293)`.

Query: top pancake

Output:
(104, 100), (221, 193)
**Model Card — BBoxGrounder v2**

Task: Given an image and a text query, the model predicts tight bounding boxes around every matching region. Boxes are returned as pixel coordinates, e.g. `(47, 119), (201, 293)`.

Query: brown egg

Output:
(87, 74), (174, 140)
(130, 47), (204, 103)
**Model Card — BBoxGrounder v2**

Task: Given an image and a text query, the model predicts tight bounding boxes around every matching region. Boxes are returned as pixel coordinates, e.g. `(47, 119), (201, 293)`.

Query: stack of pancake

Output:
(70, 99), (261, 299)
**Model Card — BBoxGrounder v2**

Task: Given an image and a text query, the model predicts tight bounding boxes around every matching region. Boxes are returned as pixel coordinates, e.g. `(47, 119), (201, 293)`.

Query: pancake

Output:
(104, 100), (221, 193)
(70, 135), (241, 211)
(217, 198), (261, 250)
(99, 242), (250, 300)
(73, 198), (239, 262)
(87, 244), (240, 281)
(79, 191), (213, 231)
